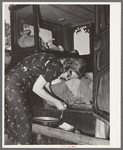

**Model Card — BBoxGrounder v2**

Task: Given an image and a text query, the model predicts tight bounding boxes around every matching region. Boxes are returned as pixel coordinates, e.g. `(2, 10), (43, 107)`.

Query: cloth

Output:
(18, 30), (47, 51)
(51, 82), (77, 105)
(18, 35), (35, 48)
(51, 75), (93, 106)
(95, 119), (110, 139)
(5, 52), (63, 144)
(76, 77), (92, 104)
(65, 79), (80, 97)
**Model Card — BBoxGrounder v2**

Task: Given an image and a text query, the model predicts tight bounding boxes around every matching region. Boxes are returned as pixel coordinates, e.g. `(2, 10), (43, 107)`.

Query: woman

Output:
(5, 51), (86, 145)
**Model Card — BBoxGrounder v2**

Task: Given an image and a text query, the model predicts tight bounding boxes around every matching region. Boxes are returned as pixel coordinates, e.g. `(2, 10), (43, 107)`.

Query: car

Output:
(5, 4), (109, 145)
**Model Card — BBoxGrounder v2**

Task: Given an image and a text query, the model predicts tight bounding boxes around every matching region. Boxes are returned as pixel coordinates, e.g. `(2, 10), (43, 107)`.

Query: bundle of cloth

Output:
(18, 30), (64, 51)
(50, 73), (93, 106)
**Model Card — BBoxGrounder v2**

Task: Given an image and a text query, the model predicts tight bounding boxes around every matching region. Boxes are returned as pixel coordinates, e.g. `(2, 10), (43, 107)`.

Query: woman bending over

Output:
(5, 51), (86, 145)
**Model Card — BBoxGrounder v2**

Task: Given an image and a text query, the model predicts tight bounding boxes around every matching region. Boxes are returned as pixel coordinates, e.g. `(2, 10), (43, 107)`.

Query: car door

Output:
(93, 5), (110, 125)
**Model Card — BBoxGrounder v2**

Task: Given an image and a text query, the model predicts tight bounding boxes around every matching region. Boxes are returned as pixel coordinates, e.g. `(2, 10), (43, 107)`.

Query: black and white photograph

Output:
(2, 2), (121, 148)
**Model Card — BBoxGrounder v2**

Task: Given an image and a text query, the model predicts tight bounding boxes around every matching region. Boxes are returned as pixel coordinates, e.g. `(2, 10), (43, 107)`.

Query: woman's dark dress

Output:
(5, 52), (63, 144)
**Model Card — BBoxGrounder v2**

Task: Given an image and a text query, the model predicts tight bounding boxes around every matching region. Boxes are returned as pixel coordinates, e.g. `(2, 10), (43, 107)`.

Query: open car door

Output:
(93, 5), (110, 125)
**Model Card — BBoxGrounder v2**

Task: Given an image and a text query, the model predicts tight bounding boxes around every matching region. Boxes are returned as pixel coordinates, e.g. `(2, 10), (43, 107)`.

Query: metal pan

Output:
(33, 116), (61, 128)
(33, 108), (66, 127)
(33, 116), (59, 122)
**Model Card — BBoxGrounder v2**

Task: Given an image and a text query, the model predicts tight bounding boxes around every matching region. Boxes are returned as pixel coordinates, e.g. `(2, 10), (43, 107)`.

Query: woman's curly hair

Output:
(62, 57), (86, 79)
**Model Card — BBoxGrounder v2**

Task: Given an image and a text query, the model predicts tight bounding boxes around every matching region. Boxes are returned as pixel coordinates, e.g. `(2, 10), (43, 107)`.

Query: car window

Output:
(16, 5), (52, 48)
(74, 26), (90, 55)
(16, 5), (34, 48)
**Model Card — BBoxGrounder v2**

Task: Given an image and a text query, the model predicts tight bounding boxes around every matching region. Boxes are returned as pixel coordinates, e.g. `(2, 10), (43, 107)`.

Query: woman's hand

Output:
(33, 75), (67, 110)
(55, 101), (67, 110)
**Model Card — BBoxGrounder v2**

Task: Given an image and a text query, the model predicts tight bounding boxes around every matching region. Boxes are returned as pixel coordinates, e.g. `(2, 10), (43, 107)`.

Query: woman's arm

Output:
(32, 75), (65, 110)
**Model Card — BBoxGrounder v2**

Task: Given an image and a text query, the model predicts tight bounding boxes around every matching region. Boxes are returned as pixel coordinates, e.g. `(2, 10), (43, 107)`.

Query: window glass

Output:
(16, 5), (52, 49)
(74, 26), (90, 55)
(16, 6), (34, 48)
